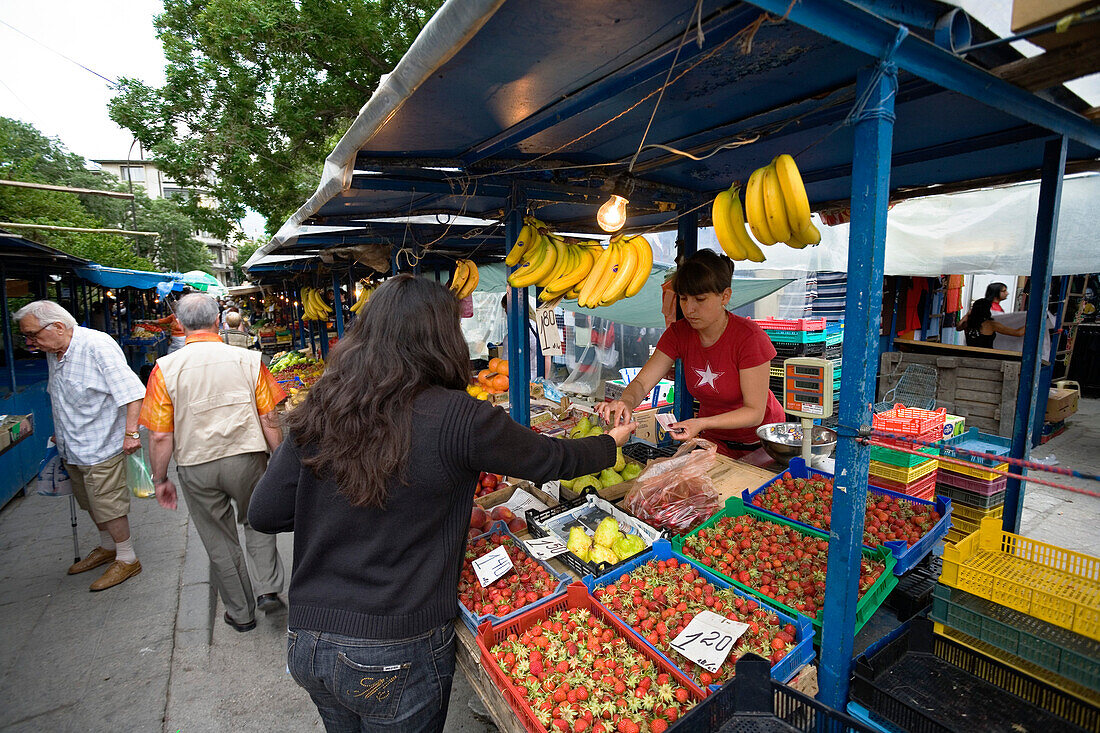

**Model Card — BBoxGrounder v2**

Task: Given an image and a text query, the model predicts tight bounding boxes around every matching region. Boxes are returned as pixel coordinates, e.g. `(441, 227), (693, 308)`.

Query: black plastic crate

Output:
(622, 442), (676, 463)
(773, 340), (828, 358)
(884, 555), (941, 620)
(675, 654), (877, 733)
(825, 342), (843, 360)
(850, 617), (1100, 733)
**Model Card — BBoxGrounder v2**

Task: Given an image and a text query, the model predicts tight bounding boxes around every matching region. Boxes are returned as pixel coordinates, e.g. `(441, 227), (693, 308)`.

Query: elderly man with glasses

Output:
(15, 301), (147, 590)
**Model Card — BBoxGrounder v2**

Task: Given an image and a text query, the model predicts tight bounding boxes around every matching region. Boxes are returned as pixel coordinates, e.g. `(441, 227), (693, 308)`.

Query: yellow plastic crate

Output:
(935, 622), (1100, 709)
(940, 460), (1009, 482)
(942, 518), (1100, 642)
(952, 503), (1004, 525)
(869, 457), (938, 484)
(946, 527), (970, 545)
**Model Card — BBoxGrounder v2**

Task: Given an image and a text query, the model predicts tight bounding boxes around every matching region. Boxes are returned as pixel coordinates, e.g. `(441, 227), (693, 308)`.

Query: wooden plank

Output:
(937, 358), (959, 414)
(892, 338), (1021, 360)
(1000, 361), (1020, 437)
(955, 377), (1002, 394)
(710, 455), (777, 502)
(956, 389), (1000, 405)
(957, 367), (1007, 381)
(993, 39), (1100, 91)
(957, 402), (998, 419)
(454, 621), (525, 733)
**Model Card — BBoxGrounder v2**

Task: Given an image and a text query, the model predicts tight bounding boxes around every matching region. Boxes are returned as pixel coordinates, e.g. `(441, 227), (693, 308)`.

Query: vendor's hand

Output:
(597, 399), (633, 427)
(607, 421), (638, 447)
(668, 418), (705, 441)
(155, 479), (178, 510)
(122, 435), (141, 455)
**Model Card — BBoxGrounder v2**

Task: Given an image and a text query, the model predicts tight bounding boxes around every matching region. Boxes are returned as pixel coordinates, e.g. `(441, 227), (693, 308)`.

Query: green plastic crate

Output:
(671, 496), (897, 637)
(931, 584), (1100, 691)
(869, 444), (940, 468)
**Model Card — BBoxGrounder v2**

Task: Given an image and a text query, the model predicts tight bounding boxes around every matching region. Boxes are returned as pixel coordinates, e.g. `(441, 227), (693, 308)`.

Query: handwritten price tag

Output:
(525, 536), (568, 560)
(472, 545), (513, 587)
(535, 304), (563, 356)
(669, 610), (749, 673)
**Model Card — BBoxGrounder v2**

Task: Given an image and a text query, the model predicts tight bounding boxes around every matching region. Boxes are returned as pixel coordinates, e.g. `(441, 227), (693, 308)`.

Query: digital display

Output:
(794, 379), (819, 390)
(794, 366), (821, 376)
(789, 391), (821, 403)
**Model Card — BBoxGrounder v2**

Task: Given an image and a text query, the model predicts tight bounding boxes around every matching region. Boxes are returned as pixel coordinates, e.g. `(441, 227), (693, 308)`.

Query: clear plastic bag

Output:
(622, 438), (721, 533)
(127, 448), (156, 499)
(35, 440), (72, 497)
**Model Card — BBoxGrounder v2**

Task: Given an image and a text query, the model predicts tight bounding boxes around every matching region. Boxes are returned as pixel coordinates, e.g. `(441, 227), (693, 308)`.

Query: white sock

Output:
(99, 530), (116, 551)
(115, 537), (137, 564)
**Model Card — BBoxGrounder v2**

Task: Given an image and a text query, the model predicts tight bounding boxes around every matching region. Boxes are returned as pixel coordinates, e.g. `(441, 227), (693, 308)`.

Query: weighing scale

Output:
(782, 357), (835, 463)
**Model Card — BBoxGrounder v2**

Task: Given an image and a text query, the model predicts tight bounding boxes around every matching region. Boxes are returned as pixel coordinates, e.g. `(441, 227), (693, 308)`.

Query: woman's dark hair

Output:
(285, 275), (471, 507)
(671, 249), (734, 296)
(985, 282), (1007, 301)
(968, 297), (994, 333)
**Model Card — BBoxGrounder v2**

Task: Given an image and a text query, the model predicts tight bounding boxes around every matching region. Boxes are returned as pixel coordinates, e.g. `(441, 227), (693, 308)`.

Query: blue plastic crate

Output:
(764, 323), (843, 344)
(742, 458), (952, 576)
(457, 520), (572, 634)
(847, 702), (907, 733)
(581, 539), (814, 686)
(938, 427), (1012, 468)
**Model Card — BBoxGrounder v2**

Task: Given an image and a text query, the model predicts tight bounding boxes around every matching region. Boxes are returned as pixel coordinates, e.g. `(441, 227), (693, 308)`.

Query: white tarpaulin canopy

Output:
(654, 174), (1099, 277)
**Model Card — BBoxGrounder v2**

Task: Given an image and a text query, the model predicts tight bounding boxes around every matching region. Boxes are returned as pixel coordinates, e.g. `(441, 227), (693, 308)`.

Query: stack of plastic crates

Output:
(758, 317), (843, 413)
(869, 405), (945, 501)
(933, 518), (1100, 718)
(936, 428), (1011, 544)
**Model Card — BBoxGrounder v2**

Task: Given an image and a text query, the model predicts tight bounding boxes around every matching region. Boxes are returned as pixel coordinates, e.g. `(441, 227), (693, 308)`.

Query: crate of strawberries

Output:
(458, 521), (572, 634)
(582, 539), (814, 689)
(476, 583), (706, 733)
(672, 496), (898, 635)
(743, 458), (952, 575)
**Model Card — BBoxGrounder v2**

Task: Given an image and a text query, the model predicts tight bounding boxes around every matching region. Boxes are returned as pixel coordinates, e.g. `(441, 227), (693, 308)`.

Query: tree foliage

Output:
(0, 116), (210, 272)
(109, 0), (442, 239)
(233, 240), (262, 284)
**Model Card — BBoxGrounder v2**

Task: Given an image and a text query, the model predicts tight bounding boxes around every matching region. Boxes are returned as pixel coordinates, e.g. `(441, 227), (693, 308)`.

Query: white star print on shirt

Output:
(694, 362), (723, 390)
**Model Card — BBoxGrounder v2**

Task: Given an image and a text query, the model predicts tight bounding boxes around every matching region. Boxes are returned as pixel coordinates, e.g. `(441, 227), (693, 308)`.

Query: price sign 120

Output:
(669, 610), (748, 674)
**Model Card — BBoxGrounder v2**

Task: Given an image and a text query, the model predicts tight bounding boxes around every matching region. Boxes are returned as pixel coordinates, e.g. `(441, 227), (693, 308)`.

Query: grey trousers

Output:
(177, 451), (285, 623)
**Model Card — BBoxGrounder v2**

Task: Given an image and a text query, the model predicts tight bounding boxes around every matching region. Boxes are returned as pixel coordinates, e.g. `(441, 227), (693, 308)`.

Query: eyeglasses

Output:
(21, 322), (57, 342)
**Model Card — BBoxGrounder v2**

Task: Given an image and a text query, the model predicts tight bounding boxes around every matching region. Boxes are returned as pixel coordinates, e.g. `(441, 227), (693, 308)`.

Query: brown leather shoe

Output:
(68, 547), (116, 575)
(89, 560), (142, 591)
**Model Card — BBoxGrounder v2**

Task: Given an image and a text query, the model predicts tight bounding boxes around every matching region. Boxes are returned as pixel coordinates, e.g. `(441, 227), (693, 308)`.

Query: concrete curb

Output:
(174, 517), (216, 648)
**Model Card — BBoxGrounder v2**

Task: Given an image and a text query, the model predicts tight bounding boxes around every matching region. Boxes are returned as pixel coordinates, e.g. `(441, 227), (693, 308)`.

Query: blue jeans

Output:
(287, 624), (455, 733)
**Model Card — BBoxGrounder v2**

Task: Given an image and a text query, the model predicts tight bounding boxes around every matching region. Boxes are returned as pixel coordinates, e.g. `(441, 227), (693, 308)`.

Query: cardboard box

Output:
(0, 414), (33, 444)
(942, 415), (966, 439)
(1011, 0), (1098, 49)
(603, 378), (673, 407)
(1046, 387), (1079, 423)
(633, 405), (674, 447)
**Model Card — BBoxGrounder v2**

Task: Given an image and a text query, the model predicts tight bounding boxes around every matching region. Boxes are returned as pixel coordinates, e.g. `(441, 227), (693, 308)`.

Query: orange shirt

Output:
(154, 314), (185, 338)
(139, 332), (286, 433)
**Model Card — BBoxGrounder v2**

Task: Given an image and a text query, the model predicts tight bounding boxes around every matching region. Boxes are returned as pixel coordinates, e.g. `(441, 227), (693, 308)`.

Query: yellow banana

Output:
(727, 188), (766, 263)
(600, 236), (639, 305)
(449, 260), (469, 295)
(761, 163), (792, 244)
(505, 224), (538, 267)
(565, 286), (581, 300)
(577, 242), (614, 308)
(745, 167), (777, 245)
(315, 288), (333, 315)
(624, 235), (653, 298)
(541, 239), (574, 289)
(588, 240), (623, 308)
(712, 187), (748, 260)
(510, 236), (559, 288)
(773, 154), (812, 236)
(459, 260), (480, 299)
(507, 236), (548, 287)
(545, 245), (594, 295)
(788, 220), (821, 249)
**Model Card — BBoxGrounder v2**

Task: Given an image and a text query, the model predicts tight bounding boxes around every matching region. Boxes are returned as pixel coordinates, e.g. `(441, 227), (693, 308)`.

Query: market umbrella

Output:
(181, 270), (229, 298)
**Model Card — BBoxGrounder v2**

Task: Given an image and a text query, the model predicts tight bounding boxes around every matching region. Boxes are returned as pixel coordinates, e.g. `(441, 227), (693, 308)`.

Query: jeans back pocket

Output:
(334, 653), (411, 720)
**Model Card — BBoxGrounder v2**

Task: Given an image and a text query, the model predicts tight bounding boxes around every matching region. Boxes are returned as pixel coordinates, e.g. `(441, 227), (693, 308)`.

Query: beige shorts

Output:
(64, 452), (130, 524)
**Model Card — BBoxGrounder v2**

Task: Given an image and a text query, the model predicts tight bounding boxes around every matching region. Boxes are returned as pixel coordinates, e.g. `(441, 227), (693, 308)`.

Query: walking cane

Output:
(69, 494), (80, 564)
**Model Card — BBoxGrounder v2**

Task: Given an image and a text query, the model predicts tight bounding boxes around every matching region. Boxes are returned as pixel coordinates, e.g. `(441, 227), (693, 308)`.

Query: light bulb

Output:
(597, 194), (628, 233)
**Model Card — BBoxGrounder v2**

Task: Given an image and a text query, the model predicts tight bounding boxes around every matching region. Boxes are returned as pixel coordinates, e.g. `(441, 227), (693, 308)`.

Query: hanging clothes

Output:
(898, 277), (930, 335)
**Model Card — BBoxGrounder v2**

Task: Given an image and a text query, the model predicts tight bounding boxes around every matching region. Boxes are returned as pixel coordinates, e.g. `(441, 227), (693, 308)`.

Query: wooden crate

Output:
(879, 353), (1020, 436)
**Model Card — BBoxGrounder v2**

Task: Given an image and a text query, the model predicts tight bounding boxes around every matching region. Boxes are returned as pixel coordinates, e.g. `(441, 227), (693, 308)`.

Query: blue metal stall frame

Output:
(245, 0), (1099, 714)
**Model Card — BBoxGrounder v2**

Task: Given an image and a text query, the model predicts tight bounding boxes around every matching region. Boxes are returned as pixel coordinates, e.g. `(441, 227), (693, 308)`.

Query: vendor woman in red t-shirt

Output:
(598, 250), (784, 458)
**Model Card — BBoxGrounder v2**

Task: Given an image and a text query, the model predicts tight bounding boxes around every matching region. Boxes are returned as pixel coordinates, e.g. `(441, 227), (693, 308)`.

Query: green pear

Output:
(620, 463), (642, 481)
(573, 474), (602, 494)
(559, 477), (576, 490)
(586, 426), (605, 437)
(613, 447), (625, 472)
(569, 416), (592, 438)
(598, 468), (623, 488)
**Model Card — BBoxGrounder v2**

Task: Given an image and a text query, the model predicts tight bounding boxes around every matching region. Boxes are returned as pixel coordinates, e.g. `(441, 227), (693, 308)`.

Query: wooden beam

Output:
(1085, 106), (1100, 121)
(992, 39), (1100, 91)
(0, 179), (134, 199)
(0, 222), (158, 237)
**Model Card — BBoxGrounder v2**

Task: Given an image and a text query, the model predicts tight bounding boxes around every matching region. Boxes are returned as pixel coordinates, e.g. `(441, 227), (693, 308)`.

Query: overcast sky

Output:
(0, 0), (1096, 241)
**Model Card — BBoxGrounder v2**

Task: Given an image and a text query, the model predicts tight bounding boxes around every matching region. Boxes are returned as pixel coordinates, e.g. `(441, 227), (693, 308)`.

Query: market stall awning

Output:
(249, 0), (1100, 265)
(181, 270), (228, 297)
(0, 229), (89, 273)
(74, 264), (182, 290)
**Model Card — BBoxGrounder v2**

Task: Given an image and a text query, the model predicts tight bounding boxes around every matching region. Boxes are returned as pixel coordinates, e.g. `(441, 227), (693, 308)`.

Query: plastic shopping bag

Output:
(623, 438), (720, 533)
(127, 448), (156, 499)
(35, 440), (72, 497)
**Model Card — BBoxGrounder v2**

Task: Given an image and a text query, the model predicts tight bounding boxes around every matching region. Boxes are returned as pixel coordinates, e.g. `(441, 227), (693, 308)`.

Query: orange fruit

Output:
(477, 369), (491, 385)
(498, 360), (509, 376)
(488, 357), (501, 372)
(492, 374), (510, 391)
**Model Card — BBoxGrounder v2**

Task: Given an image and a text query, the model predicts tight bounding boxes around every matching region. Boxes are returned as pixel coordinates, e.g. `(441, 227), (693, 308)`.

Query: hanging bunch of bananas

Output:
(506, 216), (652, 308)
(713, 153), (822, 261)
(448, 259), (480, 300)
(300, 286), (333, 321)
(349, 281), (375, 315)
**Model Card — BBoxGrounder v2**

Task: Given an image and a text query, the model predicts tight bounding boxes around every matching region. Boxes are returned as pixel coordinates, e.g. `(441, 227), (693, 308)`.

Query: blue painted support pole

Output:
(1, 263), (15, 393)
(1005, 135), (1067, 533)
(674, 210), (698, 422)
(331, 271), (345, 339)
(819, 62), (897, 711)
(294, 288), (307, 349)
(506, 197), (530, 426)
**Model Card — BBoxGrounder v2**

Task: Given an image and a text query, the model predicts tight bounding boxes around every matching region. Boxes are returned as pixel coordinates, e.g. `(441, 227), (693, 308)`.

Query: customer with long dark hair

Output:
(957, 285), (1024, 348)
(248, 275), (632, 732)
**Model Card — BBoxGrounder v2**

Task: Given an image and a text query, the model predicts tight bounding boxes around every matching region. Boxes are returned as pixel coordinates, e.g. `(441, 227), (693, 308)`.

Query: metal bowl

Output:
(755, 423), (838, 466)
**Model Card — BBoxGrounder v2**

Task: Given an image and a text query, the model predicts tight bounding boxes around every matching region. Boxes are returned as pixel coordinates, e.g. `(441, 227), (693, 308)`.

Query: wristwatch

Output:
(153, 476), (169, 485)
(125, 431), (140, 439)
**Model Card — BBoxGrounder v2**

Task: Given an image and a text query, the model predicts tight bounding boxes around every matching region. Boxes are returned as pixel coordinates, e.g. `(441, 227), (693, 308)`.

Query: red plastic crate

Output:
(753, 317), (827, 331)
(872, 427), (942, 452)
(869, 471), (937, 500)
(937, 468), (1008, 496)
(476, 584), (707, 733)
(873, 406), (947, 437)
